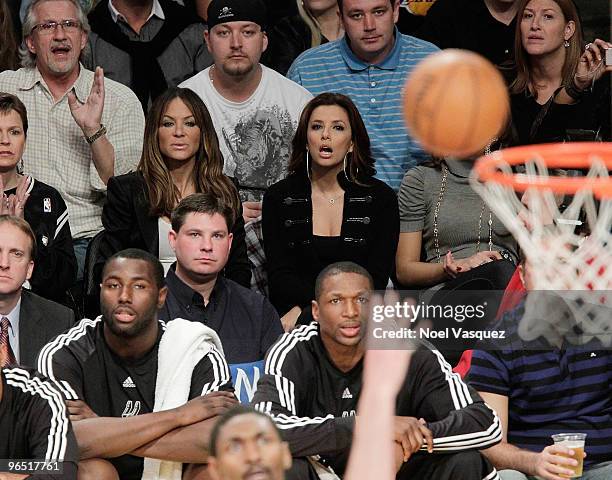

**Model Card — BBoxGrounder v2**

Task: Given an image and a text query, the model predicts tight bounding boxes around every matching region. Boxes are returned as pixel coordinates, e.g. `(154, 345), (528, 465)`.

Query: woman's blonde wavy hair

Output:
(297, 0), (322, 48)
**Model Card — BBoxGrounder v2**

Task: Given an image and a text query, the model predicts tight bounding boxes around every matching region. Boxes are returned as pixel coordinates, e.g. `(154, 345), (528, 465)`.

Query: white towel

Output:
(141, 319), (224, 480)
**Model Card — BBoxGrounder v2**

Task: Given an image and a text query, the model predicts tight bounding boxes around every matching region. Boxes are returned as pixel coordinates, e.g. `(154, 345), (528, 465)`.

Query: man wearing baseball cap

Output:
(180, 0), (312, 299)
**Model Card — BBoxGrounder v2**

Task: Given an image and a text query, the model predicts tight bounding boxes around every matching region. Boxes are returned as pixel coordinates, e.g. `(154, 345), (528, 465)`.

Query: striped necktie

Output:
(0, 317), (16, 367)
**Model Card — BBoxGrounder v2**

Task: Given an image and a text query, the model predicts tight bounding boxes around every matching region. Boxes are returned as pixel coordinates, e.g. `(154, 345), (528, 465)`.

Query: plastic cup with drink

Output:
(551, 433), (586, 478)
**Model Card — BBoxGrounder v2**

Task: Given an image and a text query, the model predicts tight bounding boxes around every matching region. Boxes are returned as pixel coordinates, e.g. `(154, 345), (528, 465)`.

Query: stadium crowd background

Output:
(0, 0), (610, 479)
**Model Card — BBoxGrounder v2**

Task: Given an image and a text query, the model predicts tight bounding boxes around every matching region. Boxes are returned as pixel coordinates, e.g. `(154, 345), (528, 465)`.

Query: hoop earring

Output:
(306, 150), (312, 182)
(343, 152), (350, 182)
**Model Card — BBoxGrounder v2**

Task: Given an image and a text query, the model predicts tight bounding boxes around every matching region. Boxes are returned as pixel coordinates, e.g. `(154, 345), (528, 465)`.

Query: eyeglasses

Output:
(31, 20), (81, 35)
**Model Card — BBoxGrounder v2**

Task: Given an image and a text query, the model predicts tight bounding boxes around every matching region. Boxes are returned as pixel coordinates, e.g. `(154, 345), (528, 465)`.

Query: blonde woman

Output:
(262, 0), (344, 75)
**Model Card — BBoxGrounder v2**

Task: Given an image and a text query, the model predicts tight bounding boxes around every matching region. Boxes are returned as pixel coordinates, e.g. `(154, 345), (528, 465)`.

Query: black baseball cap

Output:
(207, 0), (268, 31)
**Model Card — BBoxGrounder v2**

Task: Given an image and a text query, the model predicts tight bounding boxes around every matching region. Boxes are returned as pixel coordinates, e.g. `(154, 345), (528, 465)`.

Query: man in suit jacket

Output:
(0, 216), (74, 368)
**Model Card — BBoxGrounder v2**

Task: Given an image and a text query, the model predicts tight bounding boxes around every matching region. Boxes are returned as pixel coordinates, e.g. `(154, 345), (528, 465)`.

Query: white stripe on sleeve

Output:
(37, 317), (101, 400)
(4, 368), (70, 460)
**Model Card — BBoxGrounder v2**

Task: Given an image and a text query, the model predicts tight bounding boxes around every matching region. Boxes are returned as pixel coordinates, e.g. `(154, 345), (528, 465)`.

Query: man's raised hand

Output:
(68, 66), (105, 137)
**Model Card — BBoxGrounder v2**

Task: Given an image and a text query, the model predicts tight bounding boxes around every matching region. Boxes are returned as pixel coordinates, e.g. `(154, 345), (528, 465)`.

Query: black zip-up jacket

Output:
(262, 171), (399, 315)
(253, 323), (502, 476)
(14, 176), (77, 302)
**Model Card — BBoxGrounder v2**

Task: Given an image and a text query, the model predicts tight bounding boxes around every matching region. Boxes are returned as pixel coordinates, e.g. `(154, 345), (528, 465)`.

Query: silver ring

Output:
(585, 43), (592, 50)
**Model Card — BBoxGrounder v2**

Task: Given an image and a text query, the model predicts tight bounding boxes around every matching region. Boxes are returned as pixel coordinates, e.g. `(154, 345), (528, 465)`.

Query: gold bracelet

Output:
(85, 124), (106, 144)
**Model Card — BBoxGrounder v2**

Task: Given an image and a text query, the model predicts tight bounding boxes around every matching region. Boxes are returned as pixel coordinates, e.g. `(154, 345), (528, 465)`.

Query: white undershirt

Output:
(158, 218), (175, 274)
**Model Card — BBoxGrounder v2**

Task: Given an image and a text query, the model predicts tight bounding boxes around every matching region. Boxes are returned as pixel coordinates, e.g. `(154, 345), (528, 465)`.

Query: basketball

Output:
(403, 49), (510, 159)
(404, 0), (436, 16)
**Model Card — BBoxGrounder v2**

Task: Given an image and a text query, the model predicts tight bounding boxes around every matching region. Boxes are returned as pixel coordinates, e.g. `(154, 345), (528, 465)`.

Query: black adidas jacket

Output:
(11, 176), (77, 302)
(252, 322), (502, 475)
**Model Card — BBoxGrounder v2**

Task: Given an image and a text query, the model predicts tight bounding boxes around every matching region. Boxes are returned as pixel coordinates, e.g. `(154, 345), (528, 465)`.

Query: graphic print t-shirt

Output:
(180, 65), (313, 201)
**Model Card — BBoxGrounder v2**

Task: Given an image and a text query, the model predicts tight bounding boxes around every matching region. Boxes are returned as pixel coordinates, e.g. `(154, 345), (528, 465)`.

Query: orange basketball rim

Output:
(473, 142), (612, 198)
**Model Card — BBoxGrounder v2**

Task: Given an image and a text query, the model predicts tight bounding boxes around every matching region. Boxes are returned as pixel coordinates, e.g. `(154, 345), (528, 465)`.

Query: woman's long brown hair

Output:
(139, 87), (240, 222)
(510, 0), (583, 98)
(0, 0), (18, 71)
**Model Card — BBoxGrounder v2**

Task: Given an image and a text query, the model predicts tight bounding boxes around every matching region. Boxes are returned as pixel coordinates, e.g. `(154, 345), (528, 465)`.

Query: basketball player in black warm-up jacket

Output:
(0, 365), (79, 479)
(252, 261), (502, 480)
(37, 249), (236, 480)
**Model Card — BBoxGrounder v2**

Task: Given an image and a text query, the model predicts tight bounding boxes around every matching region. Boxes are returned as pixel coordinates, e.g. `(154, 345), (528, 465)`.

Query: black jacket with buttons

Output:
(262, 170), (399, 315)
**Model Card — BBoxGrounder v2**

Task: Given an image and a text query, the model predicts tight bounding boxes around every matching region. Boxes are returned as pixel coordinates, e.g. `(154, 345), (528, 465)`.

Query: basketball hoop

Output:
(470, 142), (611, 345)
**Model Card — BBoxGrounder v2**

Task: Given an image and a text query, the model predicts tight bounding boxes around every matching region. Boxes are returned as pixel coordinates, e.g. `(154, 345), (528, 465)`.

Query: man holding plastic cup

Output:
(468, 301), (612, 480)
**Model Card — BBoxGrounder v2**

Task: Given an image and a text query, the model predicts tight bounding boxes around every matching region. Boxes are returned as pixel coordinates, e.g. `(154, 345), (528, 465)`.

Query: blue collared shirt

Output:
(288, 29), (439, 191)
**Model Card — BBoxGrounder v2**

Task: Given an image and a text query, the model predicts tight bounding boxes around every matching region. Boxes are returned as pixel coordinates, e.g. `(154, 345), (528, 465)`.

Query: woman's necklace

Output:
(312, 188), (344, 205)
(432, 164), (493, 262)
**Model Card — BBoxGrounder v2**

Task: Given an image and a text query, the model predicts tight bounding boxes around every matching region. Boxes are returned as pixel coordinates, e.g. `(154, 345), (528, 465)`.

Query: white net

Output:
(470, 144), (611, 346)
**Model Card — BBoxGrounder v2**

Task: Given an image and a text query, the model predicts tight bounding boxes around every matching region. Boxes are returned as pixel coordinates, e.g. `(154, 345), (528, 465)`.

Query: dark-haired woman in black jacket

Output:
(263, 93), (399, 329)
